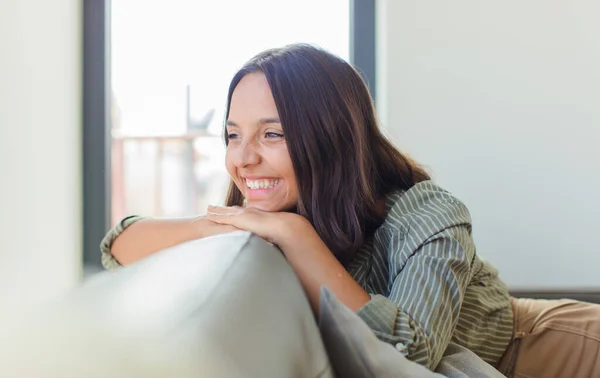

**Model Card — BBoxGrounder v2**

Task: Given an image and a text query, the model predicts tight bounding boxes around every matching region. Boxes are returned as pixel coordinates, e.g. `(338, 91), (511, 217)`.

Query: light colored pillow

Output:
(2, 232), (333, 378)
(0, 304), (230, 378)
(318, 286), (505, 378)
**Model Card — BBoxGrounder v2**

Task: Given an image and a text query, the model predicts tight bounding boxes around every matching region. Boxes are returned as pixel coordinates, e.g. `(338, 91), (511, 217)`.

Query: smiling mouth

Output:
(245, 178), (281, 190)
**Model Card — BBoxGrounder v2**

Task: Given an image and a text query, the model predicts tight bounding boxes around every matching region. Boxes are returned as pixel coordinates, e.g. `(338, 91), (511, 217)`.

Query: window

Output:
(83, 0), (375, 268)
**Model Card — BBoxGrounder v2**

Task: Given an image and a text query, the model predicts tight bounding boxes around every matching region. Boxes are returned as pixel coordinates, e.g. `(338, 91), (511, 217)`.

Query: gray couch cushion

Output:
(318, 286), (505, 378)
(2, 231), (333, 378)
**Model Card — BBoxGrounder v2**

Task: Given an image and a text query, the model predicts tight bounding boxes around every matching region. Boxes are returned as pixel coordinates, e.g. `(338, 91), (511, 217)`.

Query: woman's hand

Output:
(204, 205), (301, 246)
(206, 205), (370, 314)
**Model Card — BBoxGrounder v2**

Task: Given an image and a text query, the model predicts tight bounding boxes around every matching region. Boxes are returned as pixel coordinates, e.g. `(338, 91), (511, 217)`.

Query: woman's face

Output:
(225, 72), (299, 212)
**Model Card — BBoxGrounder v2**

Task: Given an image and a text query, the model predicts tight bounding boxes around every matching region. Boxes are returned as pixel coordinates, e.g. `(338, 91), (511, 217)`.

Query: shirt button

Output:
(395, 343), (407, 353)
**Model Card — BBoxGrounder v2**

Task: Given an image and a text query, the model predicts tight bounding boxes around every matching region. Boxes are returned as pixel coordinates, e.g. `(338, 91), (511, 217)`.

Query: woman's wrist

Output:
(189, 215), (211, 240)
(274, 213), (313, 250)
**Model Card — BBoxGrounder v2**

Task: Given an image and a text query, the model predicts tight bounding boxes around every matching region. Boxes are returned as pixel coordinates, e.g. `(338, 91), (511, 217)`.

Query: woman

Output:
(102, 44), (600, 377)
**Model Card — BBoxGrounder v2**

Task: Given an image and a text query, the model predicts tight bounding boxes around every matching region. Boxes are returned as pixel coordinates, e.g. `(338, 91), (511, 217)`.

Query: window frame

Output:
(83, 0), (112, 269)
(350, 0), (376, 101)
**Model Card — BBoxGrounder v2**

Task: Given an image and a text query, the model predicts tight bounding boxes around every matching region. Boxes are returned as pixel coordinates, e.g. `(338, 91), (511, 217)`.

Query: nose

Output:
(233, 139), (261, 168)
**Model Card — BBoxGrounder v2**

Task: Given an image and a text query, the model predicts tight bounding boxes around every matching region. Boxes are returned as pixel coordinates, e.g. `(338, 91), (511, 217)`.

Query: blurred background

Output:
(109, 0), (351, 225)
(0, 0), (598, 308)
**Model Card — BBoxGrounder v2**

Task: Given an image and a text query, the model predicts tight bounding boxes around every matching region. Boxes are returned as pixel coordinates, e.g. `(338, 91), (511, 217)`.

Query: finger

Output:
(205, 209), (246, 228)
(206, 205), (244, 215)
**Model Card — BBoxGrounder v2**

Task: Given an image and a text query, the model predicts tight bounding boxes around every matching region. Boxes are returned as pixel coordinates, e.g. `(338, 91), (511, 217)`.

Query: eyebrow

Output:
(226, 117), (281, 127)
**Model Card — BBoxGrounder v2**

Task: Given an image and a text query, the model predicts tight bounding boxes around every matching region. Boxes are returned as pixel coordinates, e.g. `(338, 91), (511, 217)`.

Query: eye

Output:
(227, 132), (239, 140)
(265, 132), (284, 139)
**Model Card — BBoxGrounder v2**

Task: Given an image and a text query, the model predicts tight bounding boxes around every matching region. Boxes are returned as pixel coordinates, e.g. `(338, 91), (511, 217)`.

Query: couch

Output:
(1, 231), (504, 377)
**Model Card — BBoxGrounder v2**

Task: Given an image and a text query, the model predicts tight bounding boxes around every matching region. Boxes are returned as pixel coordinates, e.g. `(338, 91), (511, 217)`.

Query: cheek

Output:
(285, 165), (297, 188)
(279, 157), (298, 195)
(224, 150), (240, 185)
(224, 149), (235, 174)
(271, 150), (294, 181)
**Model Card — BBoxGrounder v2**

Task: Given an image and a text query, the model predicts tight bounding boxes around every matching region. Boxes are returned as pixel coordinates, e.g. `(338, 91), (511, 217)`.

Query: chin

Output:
(246, 201), (296, 213)
(246, 202), (282, 212)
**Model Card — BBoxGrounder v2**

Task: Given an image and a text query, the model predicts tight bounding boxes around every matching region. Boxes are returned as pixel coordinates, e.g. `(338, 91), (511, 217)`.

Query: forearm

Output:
(276, 217), (370, 314)
(111, 217), (204, 265)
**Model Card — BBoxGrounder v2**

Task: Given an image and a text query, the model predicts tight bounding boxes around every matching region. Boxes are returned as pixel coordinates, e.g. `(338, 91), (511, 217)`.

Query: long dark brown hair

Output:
(224, 44), (429, 262)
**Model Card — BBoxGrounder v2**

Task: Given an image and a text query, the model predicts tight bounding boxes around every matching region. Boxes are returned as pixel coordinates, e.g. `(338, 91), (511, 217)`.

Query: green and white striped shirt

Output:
(101, 180), (513, 370)
(350, 181), (513, 369)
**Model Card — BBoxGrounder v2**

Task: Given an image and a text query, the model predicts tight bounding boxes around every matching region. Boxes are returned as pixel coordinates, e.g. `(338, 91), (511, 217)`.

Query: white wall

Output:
(377, 1), (600, 290)
(0, 0), (82, 307)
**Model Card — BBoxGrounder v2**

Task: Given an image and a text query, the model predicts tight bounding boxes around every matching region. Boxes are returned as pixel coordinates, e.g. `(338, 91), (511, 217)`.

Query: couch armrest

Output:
(3, 231), (334, 378)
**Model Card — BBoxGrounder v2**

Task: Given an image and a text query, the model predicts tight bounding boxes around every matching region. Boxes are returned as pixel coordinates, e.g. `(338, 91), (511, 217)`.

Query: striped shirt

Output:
(349, 181), (513, 369)
(100, 180), (513, 370)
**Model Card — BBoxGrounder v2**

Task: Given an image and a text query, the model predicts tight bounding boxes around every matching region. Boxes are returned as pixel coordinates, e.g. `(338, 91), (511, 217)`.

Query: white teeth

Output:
(246, 179), (280, 190)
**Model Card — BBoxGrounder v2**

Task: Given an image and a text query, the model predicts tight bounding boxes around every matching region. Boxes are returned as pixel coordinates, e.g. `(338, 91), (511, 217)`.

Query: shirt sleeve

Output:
(100, 215), (144, 270)
(356, 196), (475, 370)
